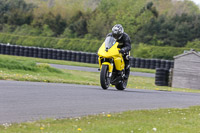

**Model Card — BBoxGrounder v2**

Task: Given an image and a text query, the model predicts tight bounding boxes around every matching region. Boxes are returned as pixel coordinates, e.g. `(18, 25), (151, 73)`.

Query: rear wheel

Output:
(100, 65), (110, 89)
(115, 79), (127, 90)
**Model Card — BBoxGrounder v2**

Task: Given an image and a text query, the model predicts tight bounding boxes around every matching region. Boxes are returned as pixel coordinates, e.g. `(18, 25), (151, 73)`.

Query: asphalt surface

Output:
(1, 80), (200, 124)
(48, 64), (155, 78)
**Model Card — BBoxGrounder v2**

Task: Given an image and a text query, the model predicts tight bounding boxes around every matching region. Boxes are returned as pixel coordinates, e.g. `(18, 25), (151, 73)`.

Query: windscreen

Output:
(104, 36), (116, 50)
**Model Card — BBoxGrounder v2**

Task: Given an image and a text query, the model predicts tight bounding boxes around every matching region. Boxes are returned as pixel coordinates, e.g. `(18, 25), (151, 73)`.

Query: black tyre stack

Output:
(47, 48), (53, 59)
(130, 57), (135, 68)
(86, 53), (91, 63)
(155, 59), (161, 68)
(90, 53), (96, 64)
(42, 48), (48, 59)
(75, 52), (81, 62)
(95, 54), (99, 64)
(10, 45), (14, 55)
(38, 48), (43, 58)
(81, 52), (86, 63)
(160, 60), (166, 69)
(19, 46), (24, 56)
(0, 44), (2, 54)
(170, 61), (174, 69)
(165, 60), (171, 70)
(57, 50), (62, 60)
(150, 59), (156, 69)
(140, 58), (145, 68)
(145, 59), (150, 69)
(14, 45), (20, 56)
(135, 58), (140, 68)
(5, 45), (11, 55)
(71, 51), (76, 61)
(23, 46), (28, 57)
(1, 44), (6, 54)
(60, 50), (65, 60)
(155, 68), (169, 86)
(52, 49), (57, 59)
(33, 47), (38, 58)
(66, 50), (72, 61)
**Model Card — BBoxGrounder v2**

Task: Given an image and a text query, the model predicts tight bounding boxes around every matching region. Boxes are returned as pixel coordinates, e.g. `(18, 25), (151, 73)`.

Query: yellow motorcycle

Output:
(98, 36), (127, 90)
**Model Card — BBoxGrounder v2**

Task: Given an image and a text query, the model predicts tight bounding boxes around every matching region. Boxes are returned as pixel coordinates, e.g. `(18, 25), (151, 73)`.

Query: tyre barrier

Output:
(0, 43), (174, 69)
(19, 46), (24, 56)
(0, 44), (6, 54)
(81, 52), (86, 63)
(86, 53), (91, 63)
(90, 53), (96, 64)
(65, 50), (71, 61)
(47, 48), (53, 59)
(10, 45), (14, 55)
(71, 51), (76, 61)
(33, 47), (38, 58)
(5, 45), (10, 55)
(130, 57), (135, 67)
(165, 60), (171, 70)
(135, 58), (141, 68)
(43, 48), (48, 59)
(140, 58), (145, 68)
(155, 59), (161, 68)
(14, 46), (20, 56)
(160, 60), (166, 69)
(155, 68), (169, 86)
(145, 59), (150, 69)
(75, 52), (81, 62)
(170, 61), (174, 69)
(150, 59), (156, 69)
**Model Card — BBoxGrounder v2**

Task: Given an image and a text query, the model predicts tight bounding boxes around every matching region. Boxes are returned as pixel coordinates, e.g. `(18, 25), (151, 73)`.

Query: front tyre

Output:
(100, 65), (110, 89)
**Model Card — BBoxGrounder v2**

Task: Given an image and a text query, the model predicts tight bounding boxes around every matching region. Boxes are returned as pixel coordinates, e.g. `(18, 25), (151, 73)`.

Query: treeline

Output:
(0, 0), (159, 38)
(0, 0), (200, 59)
(135, 13), (200, 47)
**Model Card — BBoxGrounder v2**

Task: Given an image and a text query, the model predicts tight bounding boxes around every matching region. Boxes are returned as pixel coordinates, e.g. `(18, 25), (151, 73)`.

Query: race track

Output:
(0, 80), (200, 124)
(48, 64), (155, 78)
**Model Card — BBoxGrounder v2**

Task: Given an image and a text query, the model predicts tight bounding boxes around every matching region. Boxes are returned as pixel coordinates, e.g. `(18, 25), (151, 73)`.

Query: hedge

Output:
(0, 33), (102, 53)
(133, 44), (200, 60)
(1, 33), (199, 59)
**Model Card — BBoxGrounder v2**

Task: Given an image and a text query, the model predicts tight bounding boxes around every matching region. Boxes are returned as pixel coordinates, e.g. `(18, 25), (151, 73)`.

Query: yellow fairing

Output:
(102, 62), (113, 73)
(98, 42), (125, 71)
(98, 42), (119, 58)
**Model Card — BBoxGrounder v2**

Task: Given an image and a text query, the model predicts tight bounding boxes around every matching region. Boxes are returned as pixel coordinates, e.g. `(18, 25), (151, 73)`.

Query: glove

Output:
(119, 48), (125, 54)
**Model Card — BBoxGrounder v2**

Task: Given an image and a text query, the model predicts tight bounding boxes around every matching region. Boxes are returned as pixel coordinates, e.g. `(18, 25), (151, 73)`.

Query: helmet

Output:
(112, 24), (124, 40)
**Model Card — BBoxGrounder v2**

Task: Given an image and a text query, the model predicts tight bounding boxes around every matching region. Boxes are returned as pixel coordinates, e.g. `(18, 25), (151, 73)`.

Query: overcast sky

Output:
(191, 0), (200, 5)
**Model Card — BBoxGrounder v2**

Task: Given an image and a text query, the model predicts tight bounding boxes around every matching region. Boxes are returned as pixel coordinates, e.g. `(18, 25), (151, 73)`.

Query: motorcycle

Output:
(98, 36), (128, 90)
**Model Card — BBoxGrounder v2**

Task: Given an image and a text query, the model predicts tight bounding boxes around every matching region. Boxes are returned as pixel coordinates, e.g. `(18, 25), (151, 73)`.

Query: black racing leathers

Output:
(107, 32), (132, 79)
(107, 32), (131, 53)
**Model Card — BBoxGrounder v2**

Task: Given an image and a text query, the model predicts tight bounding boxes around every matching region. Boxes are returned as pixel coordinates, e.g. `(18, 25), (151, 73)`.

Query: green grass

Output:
(0, 54), (155, 73)
(0, 106), (200, 133)
(0, 54), (199, 93)
(0, 57), (62, 73)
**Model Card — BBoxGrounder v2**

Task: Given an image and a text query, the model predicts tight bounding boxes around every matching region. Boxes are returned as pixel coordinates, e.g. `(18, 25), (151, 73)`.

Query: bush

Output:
(186, 39), (200, 49)
(0, 33), (101, 52)
(133, 44), (200, 59)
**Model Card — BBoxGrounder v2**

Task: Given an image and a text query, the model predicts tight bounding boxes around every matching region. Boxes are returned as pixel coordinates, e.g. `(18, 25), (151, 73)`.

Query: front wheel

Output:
(100, 65), (110, 89)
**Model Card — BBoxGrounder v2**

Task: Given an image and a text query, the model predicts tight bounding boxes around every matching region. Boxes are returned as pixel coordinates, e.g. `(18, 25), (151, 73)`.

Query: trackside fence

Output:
(0, 43), (174, 70)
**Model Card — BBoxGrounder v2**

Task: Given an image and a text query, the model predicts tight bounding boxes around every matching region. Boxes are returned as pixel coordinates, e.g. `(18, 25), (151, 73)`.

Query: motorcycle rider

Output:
(107, 24), (132, 80)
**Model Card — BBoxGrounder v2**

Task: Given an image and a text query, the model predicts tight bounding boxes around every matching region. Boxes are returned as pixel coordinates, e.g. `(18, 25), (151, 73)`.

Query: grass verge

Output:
(0, 54), (155, 73)
(0, 54), (199, 93)
(0, 106), (200, 133)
